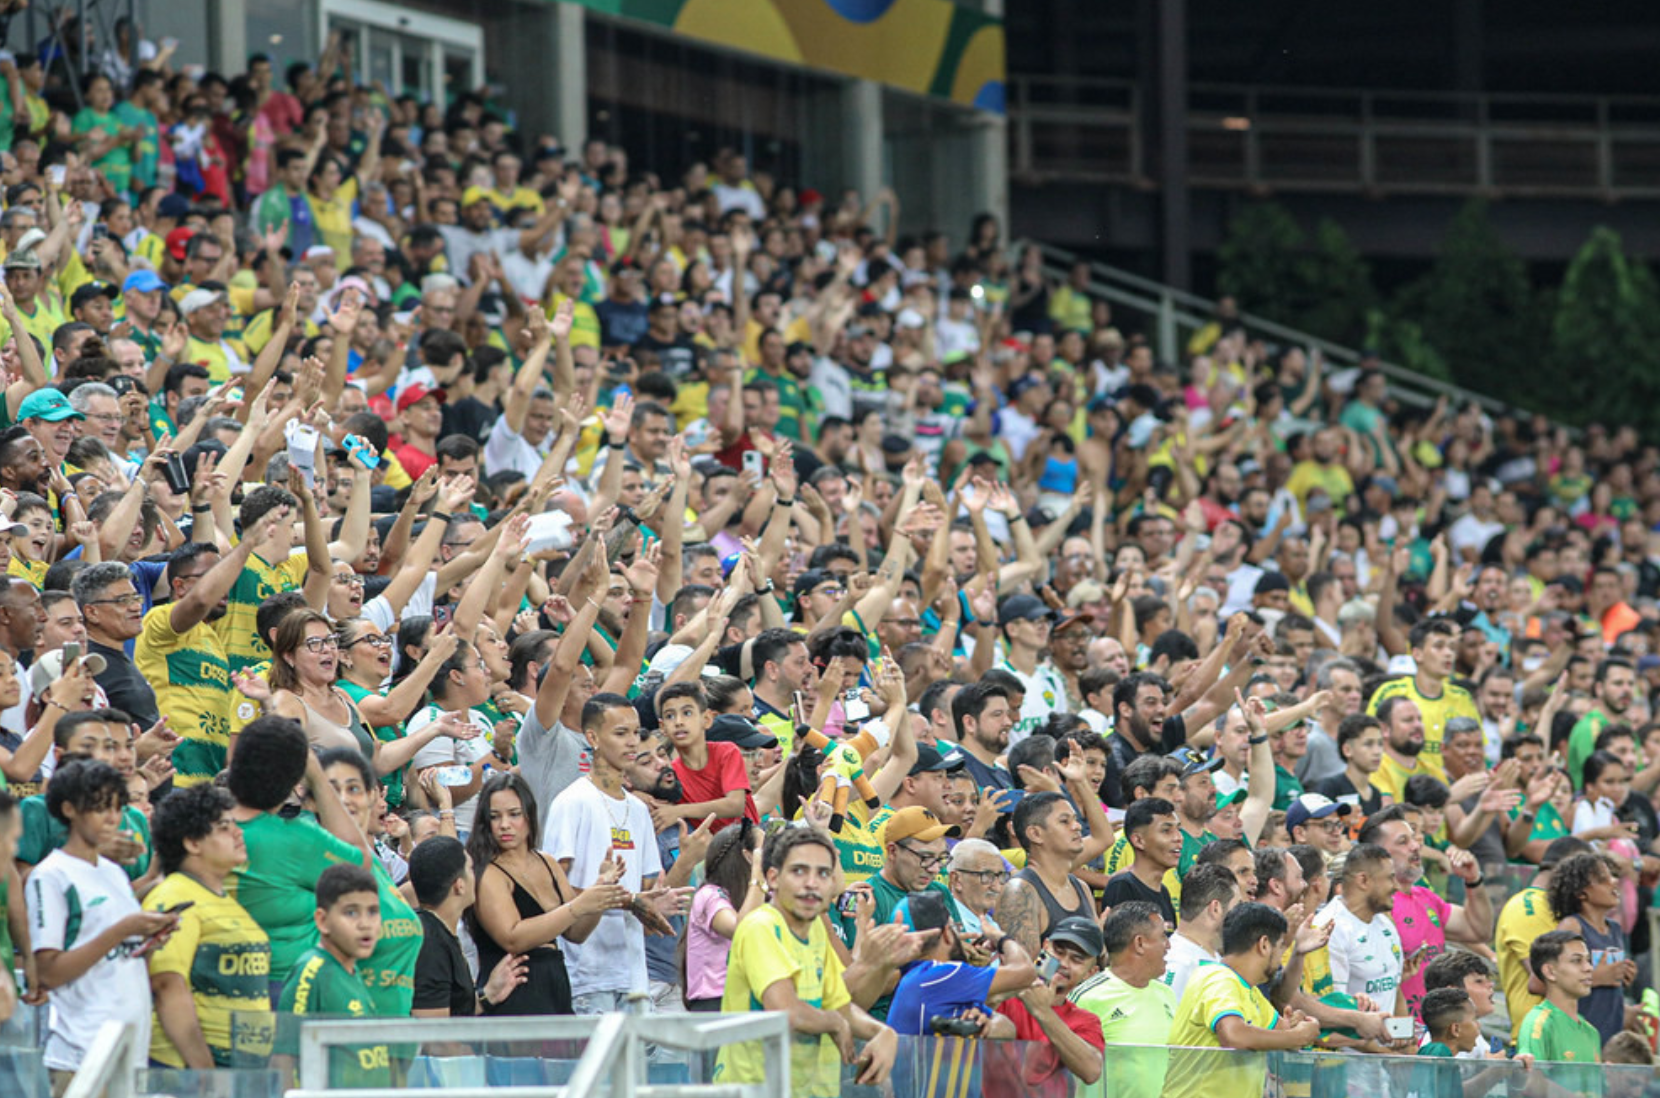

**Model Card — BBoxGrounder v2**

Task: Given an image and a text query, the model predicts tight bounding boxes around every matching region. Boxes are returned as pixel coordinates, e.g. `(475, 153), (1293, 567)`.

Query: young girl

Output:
(683, 821), (766, 1011)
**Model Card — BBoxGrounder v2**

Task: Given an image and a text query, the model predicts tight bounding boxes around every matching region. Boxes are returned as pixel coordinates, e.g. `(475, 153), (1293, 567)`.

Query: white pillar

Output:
(214, 0), (247, 76)
(842, 78), (884, 202)
(551, 1), (588, 155)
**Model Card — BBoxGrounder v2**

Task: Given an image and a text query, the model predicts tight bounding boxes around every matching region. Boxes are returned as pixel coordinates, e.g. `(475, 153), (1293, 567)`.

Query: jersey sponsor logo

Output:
(609, 826), (635, 851)
(216, 949), (271, 978)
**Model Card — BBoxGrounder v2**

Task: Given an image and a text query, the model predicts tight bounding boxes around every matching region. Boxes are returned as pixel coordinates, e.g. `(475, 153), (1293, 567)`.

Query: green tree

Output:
(1393, 200), (1541, 401)
(1549, 226), (1660, 431)
(1216, 202), (1374, 345)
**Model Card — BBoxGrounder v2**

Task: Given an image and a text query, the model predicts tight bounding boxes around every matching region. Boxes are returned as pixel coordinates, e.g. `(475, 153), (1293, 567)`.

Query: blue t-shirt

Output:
(886, 960), (996, 1036)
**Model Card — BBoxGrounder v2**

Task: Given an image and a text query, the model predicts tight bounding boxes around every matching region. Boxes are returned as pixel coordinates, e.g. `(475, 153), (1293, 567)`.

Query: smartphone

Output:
(1383, 1015), (1414, 1040)
(163, 900), (195, 916)
(163, 452), (190, 495)
(742, 450), (765, 478)
(1036, 953), (1060, 983)
(62, 641), (79, 667)
(91, 223), (108, 241)
(843, 690), (870, 724)
(47, 165), (65, 187)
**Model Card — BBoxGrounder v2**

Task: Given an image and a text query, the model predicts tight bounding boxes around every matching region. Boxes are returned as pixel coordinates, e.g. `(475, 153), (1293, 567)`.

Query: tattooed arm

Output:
(992, 876), (1045, 959)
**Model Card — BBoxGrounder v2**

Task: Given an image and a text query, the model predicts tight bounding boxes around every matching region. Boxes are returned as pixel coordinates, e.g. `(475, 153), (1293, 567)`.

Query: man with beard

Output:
(996, 791), (1098, 956)
(1357, 804), (1491, 1018)
(1159, 862), (1241, 999)
(1370, 696), (1428, 805)
(1196, 462), (1243, 531)
(1048, 611), (1093, 714)
(1097, 796), (1181, 930)
(1101, 671), (1179, 807)
(137, 516), (282, 786)
(625, 725), (719, 1017)
(1566, 656), (1636, 788)
(1285, 426), (1355, 513)
(1367, 617), (1476, 778)
(1165, 904), (1319, 1098)
(952, 679), (1016, 793)
(1475, 666), (1516, 769)
(1315, 843), (1408, 1016)
(1467, 563), (1512, 651)
(75, 564), (157, 725)
(0, 427), (50, 497)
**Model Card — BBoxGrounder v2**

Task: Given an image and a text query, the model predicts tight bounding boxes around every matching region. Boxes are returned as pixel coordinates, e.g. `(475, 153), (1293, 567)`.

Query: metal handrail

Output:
(63, 1021), (135, 1098)
(295, 1012), (793, 1098)
(1015, 238), (1516, 416)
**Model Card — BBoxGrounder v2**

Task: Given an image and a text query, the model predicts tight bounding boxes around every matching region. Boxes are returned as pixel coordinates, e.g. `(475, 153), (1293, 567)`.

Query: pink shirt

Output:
(686, 884), (737, 1001)
(1390, 884), (1450, 1017)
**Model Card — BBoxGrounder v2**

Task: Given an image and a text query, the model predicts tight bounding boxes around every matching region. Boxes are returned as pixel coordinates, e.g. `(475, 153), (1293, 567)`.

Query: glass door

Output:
(320, 0), (483, 104)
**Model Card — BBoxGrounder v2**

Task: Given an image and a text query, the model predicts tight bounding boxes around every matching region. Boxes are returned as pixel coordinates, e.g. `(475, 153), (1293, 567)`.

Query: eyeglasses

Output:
(346, 633), (393, 649)
(953, 867), (1009, 884)
(88, 592), (142, 607)
(1310, 820), (1346, 834)
(813, 586), (845, 599)
(898, 843), (949, 871)
(333, 574), (365, 588)
(301, 636), (340, 653)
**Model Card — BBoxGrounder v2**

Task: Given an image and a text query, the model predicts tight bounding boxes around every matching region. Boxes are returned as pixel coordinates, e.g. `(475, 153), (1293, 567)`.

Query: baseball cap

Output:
(1052, 610), (1092, 634)
(302, 244), (336, 263)
(178, 287), (225, 316)
(69, 281), (117, 311)
(1215, 788), (1247, 810)
(1045, 916), (1105, 959)
(1165, 745), (1224, 779)
(1285, 792), (1354, 834)
(646, 644), (694, 678)
(396, 383), (447, 413)
(998, 593), (1053, 626)
(121, 270), (167, 295)
(792, 568), (838, 600)
(707, 714), (778, 751)
(879, 806), (960, 846)
(16, 388), (81, 423)
(460, 186), (492, 208)
(157, 194), (192, 220)
(28, 648), (107, 700)
(165, 226), (195, 262)
(909, 743), (966, 777)
(965, 451), (999, 468)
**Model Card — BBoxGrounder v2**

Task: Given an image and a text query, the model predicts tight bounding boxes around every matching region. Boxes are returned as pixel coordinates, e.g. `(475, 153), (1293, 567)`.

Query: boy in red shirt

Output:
(655, 681), (763, 831)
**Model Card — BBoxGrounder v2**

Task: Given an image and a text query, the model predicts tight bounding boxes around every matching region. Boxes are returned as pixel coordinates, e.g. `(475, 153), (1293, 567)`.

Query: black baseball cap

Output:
(999, 593), (1054, 626)
(909, 743), (966, 776)
(707, 714), (778, 751)
(1046, 916), (1104, 958)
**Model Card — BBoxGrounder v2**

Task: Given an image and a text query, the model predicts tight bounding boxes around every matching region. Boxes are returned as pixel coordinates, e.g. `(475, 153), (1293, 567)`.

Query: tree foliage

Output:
(1548, 226), (1660, 432)
(1216, 203), (1374, 345)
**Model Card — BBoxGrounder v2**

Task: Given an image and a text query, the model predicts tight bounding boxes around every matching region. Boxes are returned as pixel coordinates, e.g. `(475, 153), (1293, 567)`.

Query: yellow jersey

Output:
(1166, 961), (1279, 1098)
(215, 548), (309, 675)
(135, 604), (234, 787)
(144, 873), (271, 1068)
(1497, 886), (1557, 1040)
(1367, 675), (1476, 777)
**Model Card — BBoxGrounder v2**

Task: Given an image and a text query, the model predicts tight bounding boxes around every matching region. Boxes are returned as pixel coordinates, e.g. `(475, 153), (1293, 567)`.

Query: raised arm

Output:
(503, 304), (557, 437)
(169, 514), (275, 634)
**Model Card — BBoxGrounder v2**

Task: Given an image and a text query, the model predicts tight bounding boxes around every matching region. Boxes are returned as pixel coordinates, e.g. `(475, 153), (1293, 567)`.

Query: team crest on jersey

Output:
(610, 827), (635, 850)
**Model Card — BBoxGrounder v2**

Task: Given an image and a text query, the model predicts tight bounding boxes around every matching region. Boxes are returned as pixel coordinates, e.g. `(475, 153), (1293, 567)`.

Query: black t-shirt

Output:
(1313, 771), (1386, 817)
(1101, 714), (1187, 808)
(1101, 869), (1176, 928)
(413, 909), (476, 1016)
(631, 332), (698, 378)
(442, 396), (499, 442)
(89, 640), (159, 726)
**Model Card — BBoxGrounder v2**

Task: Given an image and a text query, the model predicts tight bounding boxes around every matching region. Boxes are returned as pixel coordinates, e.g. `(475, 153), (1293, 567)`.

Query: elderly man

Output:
(74, 562), (158, 725)
(944, 837), (1007, 936)
(67, 383), (126, 452)
(179, 285), (246, 382)
(17, 388), (83, 470)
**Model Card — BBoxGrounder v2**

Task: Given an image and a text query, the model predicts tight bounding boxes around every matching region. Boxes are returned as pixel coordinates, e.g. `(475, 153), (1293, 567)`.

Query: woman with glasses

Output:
(256, 610), (377, 758)
(335, 617), (464, 809)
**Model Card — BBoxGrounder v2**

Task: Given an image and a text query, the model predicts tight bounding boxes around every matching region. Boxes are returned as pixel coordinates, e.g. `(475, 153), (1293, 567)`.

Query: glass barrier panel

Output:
(134, 1068), (285, 1098)
(0, 1043), (48, 1098)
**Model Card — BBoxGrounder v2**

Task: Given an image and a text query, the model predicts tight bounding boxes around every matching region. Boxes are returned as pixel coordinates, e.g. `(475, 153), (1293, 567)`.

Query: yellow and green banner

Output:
(579, 0), (1005, 114)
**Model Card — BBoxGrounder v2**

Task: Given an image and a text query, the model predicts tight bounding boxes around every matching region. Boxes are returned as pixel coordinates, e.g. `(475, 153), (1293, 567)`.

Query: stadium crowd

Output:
(0, 15), (1656, 1098)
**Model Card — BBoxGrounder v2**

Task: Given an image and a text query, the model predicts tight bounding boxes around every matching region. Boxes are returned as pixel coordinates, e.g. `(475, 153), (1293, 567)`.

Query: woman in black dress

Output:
(465, 773), (629, 1014)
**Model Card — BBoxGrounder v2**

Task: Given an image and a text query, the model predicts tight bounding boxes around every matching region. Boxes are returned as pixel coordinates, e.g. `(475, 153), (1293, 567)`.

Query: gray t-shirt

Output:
(1297, 722), (1345, 787)
(516, 703), (590, 843)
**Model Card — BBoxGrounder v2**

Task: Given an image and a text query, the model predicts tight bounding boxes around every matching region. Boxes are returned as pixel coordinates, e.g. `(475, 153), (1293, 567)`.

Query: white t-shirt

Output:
(1158, 931), (1220, 1000)
(483, 415), (552, 481)
(1317, 896), (1404, 1004)
(1000, 659), (1068, 746)
(366, 572), (436, 638)
(543, 778), (663, 997)
(27, 850), (151, 1072)
(407, 704), (496, 834)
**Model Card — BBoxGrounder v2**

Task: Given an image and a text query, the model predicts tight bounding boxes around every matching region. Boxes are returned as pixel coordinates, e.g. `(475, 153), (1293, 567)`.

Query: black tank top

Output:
(1013, 866), (1094, 935)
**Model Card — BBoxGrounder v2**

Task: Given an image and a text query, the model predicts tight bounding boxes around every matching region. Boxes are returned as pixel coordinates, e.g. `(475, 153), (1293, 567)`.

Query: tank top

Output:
(470, 856), (573, 1015)
(300, 689), (375, 760)
(1013, 866), (1094, 934)
(1038, 454), (1078, 495)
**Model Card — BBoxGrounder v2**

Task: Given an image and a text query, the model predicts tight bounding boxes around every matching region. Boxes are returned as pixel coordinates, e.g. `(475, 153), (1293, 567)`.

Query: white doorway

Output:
(320, 0), (483, 106)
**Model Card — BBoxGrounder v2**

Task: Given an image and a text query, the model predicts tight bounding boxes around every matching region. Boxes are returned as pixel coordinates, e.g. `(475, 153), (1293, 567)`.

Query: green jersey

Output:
(279, 946), (391, 1088)
(16, 795), (151, 880)
(357, 860), (423, 1017)
(228, 812), (362, 981)
(1517, 1000), (1602, 1095)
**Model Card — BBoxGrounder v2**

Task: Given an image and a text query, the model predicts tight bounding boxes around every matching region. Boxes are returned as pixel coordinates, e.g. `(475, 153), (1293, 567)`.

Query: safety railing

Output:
(1008, 74), (1660, 199)
(1015, 236), (1522, 416)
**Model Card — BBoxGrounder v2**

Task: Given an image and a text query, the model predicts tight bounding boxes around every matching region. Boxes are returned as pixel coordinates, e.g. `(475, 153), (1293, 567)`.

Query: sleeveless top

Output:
(300, 689), (375, 760)
(1038, 454), (1079, 495)
(469, 856), (573, 1015)
(1013, 866), (1094, 934)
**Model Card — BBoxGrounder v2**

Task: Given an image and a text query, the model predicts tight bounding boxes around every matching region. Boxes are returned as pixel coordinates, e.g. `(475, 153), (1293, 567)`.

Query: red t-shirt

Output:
(672, 740), (757, 832)
(392, 441), (437, 479)
(992, 997), (1105, 1094)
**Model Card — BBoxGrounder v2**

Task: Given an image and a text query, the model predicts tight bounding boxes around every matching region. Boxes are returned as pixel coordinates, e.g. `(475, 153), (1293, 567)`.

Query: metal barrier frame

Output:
(293, 1012), (791, 1098)
(62, 1021), (136, 1098)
